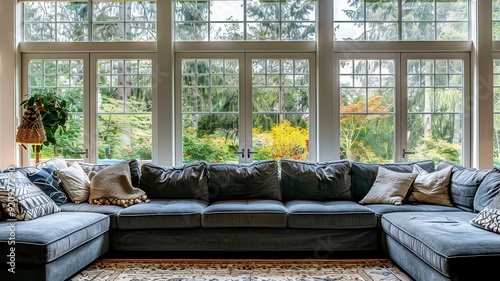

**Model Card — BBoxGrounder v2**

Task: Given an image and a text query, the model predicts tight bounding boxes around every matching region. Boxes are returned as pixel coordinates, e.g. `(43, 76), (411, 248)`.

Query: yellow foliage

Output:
(256, 121), (309, 161)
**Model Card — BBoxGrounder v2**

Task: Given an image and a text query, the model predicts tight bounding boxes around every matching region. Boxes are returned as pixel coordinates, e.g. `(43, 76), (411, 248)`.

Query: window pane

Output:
(339, 59), (395, 163)
(181, 59), (240, 163)
(407, 59), (464, 164)
(23, 1), (156, 42)
(97, 59), (153, 162)
(174, 0), (316, 41)
(24, 2), (88, 42)
(494, 0), (500, 40)
(335, 0), (469, 41)
(27, 59), (85, 163)
(251, 59), (310, 162)
(494, 59), (500, 165)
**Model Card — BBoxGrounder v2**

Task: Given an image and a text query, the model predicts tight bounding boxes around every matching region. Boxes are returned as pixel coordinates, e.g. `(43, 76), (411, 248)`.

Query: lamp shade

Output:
(16, 104), (46, 145)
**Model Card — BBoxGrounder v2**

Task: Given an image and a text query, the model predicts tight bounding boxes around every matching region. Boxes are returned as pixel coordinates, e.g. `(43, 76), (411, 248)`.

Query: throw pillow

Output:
(408, 165), (453, 206)
(26, 165), (68, 206)
(359, 167), (417, 205)
(470, 192), (500, 234)
(35, 156), (68, 170)
(351, 160), (435, 202)
(56, 162), (90, 203)
(88, 161), (148, 207)
(280, 159), (351, 201)
(78, 159), (141, 187)
(0, 171), (61, 220)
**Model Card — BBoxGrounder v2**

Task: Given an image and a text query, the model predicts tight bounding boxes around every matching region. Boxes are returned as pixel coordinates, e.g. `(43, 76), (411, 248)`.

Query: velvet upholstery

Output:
(0, 212), (109, 263)
(117, 199), (207, 229)
(208, 160), (281, 202)
(286, 200), (376, 229)
(382, 212), (500, 279)
(437, 162), (491, 211)
(280, 159), (351, 201)
(202, 200), (287, 228)
(474, 168), (500, 212)
(139, 162), (209, 202)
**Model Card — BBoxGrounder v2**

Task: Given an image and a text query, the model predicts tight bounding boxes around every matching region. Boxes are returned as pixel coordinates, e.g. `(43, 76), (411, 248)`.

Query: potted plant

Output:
(19, 92), (69, 162)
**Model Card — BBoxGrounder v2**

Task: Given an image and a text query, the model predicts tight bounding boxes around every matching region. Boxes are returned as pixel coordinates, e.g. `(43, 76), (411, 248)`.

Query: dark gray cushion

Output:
(77, 159), (141, 187)
(437, 162), (490, 212)
(208, 160), (280, 202)
(286, 200), (376, 229)
(0, 212), (109, 263)
(202, 200), (287, 228)
(280, 159), (351, 201)
(60, 202), (124, 229)
(139, 162), (209, 202)
(117, 199), (207, 229)
(351, 160), (435, 202)
(382, 211), (500, 278)
(474, 168), (500, 212)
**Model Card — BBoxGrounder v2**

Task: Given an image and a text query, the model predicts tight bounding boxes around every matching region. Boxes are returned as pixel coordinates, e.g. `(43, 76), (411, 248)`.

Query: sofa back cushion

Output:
(280, 159), (351, 201)
(139, 162), (209, 202)
(351, 160), (435, 202)
(437, 162), (490, 212)
(208, 160), (280, 202)
(474, 168), (500, 212)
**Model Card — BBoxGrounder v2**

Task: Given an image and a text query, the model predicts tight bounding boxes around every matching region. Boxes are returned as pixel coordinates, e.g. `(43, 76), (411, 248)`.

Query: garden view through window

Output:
(21, 0), (475, 165)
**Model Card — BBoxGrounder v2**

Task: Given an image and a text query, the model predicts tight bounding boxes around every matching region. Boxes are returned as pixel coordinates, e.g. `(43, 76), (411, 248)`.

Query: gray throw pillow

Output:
(359, 167), (417, 205)
(408, 165), (453, 206)
(280, 159), (351, 201)
(470, 192), (500, 234)
(208, 160), (280, 202)
(351, 160), (435, 202)
(0, 171), (61, 220)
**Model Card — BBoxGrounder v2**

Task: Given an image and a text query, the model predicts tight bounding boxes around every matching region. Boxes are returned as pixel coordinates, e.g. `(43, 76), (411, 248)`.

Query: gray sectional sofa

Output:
(1, 158), (500, 281)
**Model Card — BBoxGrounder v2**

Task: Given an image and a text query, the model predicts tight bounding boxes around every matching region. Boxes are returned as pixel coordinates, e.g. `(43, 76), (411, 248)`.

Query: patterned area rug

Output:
(70, 259), (413, 281)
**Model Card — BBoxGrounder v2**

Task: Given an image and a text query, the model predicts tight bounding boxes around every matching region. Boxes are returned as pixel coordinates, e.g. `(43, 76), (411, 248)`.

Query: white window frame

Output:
(333, 52), (471, 164)
(174, 52), (317, 164)
(21, 53), (91, 165)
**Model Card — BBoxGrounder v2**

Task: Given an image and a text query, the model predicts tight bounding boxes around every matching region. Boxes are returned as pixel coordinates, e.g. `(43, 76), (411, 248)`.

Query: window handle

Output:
(75, 149), (88, 158)
(402, 149), (416, 159)
(247, 149), (258, 158)
(234, 149), (245, 158)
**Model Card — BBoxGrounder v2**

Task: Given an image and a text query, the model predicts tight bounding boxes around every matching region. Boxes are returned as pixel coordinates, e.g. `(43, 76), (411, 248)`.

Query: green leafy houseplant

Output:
(20, 93), (69, 156)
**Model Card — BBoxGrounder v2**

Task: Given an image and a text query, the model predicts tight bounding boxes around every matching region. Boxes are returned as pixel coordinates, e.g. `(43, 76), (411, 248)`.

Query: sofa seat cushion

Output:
(202, 200), (287, 228)
(0, 212), (109, 264)
(366, 204), (461, 217)
(382, 212), (500, 278)
(60, 202), (123, 229)
(286, 201), (376, 229)
(117, 199), (207, 229)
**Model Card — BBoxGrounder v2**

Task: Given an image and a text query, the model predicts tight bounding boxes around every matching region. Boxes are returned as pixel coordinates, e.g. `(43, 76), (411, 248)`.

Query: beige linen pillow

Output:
(408, 164), (453, 206)
(359, 167), (417, 205)
(56, 162), (90, 203)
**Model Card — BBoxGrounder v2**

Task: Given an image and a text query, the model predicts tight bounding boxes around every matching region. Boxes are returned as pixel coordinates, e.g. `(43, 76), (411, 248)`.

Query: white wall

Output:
(0, 0), (18, 168)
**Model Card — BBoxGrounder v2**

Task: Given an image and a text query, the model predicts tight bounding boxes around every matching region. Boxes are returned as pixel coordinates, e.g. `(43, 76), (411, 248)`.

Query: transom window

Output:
(334, 0), (469, 41)
(23, 0), (157, 42)
(174, 0), (316, 41)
